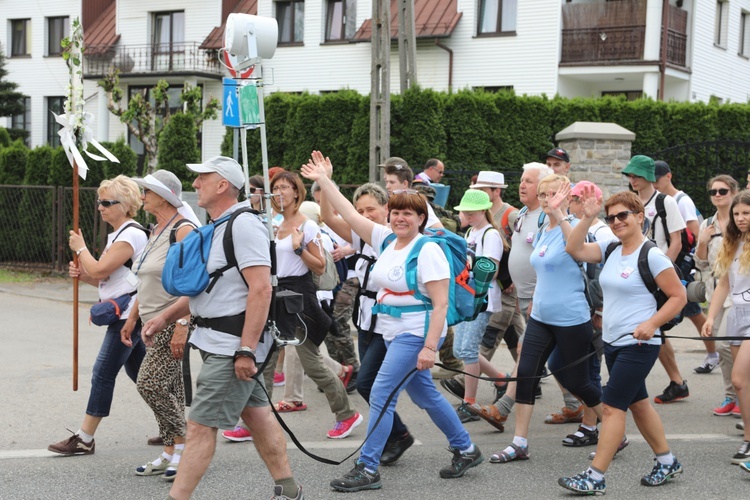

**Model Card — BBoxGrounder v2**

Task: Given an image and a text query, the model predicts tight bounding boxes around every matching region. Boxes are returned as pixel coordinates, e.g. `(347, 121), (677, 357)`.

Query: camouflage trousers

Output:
(326, 277), (360, 371)
(439, 326), (464, 371)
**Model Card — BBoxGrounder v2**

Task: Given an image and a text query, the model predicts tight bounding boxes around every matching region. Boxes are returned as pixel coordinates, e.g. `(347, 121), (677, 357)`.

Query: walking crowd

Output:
(45, 147), (750, 498)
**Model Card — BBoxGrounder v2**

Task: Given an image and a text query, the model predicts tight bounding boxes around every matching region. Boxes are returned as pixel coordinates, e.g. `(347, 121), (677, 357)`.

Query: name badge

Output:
(124, 270), (140, 288)
(538, 245), (548, 257)
(526, 232), (535, 243)
(621, 267), (634, 279)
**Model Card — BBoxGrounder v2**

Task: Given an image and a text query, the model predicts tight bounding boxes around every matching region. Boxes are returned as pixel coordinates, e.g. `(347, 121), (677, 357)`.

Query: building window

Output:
(741, 12), (750, 57)
(10, 19), (31, 56)
(277, 1), (305, 44)
(325, 0), (355, 41)
(11, 96), (31, 146)
(47, 96), (65, 147)
(478, 0), (517, 36)
(716, 1), (728, 47)
(152, 11), (185, 71)
(47, 17), (69, 56)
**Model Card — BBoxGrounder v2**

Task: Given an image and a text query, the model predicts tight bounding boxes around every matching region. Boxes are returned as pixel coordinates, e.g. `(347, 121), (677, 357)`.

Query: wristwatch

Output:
(176, 318), (189, 326)
(294, 245), (304, 256)
(234, 346), (257, 363)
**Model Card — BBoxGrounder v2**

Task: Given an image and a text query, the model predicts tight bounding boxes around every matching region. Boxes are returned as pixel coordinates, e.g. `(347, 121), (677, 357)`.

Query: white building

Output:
(2, 0), (749, 164)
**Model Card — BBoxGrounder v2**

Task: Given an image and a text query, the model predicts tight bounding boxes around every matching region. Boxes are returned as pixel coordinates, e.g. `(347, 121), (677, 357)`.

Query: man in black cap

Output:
(546, 148), (571, 176)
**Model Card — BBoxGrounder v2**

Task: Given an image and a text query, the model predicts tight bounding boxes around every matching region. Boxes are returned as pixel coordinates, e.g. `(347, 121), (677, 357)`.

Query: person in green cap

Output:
(622, 154), (690, 404)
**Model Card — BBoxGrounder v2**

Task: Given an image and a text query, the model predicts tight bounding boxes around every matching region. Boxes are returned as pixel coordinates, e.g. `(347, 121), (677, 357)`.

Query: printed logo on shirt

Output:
(388, 266), (405, 282)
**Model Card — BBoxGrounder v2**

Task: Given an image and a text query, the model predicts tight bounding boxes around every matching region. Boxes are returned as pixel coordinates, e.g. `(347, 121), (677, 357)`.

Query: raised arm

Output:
(301, 151), (376, 247)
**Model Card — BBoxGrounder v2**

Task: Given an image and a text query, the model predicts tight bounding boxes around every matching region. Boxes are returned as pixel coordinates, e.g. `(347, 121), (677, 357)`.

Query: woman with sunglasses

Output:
(248, 174), (265, 212)
(49, 175), (149, 456)
(702, 189), (750, 470)
(490, 175), (603, 465)
(695, 175), (740, 418)
(302, 151), (482, 493)
(560, 189), (686, 495)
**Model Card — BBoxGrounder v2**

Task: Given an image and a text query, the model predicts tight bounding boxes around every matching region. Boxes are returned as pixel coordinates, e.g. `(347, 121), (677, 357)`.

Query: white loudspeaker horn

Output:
(224, 14), (279, 71)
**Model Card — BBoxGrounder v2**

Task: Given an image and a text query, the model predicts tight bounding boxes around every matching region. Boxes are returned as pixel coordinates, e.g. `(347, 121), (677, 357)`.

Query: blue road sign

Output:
(222, 77), (241, 128)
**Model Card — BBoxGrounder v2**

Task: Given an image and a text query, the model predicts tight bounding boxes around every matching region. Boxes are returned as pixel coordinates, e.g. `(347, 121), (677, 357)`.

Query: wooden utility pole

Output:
(370, 0), (391, 182)
(398, 0), (417, 93)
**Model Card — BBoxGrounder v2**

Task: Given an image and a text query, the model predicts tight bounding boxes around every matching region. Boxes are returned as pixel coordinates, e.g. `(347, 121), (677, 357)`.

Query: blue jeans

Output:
(453, 311), (491, 365)
(357, 330), (408, 440)
(359, 334), (472, 471)
(86, 319), (146, 417)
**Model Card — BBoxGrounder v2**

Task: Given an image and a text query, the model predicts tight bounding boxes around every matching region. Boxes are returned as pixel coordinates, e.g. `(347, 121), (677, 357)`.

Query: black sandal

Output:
(562, 425), (599, 447)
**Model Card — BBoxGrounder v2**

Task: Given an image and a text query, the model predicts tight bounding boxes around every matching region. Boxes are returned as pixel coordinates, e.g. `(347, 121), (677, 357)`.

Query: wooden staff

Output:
(72, 160), (79, 391)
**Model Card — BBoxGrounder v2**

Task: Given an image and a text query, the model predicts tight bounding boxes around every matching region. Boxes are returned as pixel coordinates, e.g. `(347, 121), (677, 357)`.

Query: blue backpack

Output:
(162, 208), (260, 296)
(372, 228), (477, 333)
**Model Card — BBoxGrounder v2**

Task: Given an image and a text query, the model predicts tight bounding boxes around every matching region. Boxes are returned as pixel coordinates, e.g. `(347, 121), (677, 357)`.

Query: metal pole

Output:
(398, 0), (417, 93)
(240, 126), (251, 200)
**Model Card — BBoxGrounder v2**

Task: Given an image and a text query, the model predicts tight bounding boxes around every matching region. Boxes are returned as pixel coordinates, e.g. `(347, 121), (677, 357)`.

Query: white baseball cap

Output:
(470, 171), (508, 189)
(186, 156), (245, 189)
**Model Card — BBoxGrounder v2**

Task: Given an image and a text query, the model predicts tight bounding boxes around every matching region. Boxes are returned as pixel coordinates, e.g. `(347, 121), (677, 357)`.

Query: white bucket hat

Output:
(132, 170), (183, 208)
(470, 171), (508, 189)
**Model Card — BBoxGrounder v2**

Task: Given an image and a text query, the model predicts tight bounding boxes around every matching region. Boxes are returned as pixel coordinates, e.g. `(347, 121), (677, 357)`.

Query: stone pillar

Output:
(555, 122), (636, 198)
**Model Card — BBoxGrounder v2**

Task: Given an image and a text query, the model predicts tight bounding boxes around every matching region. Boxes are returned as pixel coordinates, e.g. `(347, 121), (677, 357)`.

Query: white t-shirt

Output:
(674, 191), (699, 224)
(509, 206), (545, 299)
(275, 219), (321, 278)
(370, 224), (450, 341)
(426, 204), (441, 228)
(596, 238), (673, 346)
(351, 230), (379, 332)
(729, 242), (750, 307)
(466, 224), (503, 313)
(97, 221), (148, 320)
(644, 191), (685, 254)
(316, 230), (336, 303)
(589, 219), (615, 243)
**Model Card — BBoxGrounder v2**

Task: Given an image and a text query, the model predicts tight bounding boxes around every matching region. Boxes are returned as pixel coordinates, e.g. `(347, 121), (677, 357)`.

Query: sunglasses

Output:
(708, 188), (730, 196)
(604, 210), (637, 224)
(392, 189), (420, 195)
(249, 186), (261, 194)
(97, 199), (121, 207)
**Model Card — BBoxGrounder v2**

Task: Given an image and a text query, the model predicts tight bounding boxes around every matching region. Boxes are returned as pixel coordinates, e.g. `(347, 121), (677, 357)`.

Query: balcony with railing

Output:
(560, 1), (687, 68)
(83, 42), (223, 79)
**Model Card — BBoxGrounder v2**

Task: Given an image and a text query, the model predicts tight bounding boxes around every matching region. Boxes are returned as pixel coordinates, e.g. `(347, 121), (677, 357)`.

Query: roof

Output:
(83, 1), (120, 56)
(201, 0), (258, 50)
(354, 0), (462, 41)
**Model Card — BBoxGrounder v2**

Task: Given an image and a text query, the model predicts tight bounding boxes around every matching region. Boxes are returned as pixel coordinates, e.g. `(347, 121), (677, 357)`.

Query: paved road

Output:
(0, 282), (748, 499)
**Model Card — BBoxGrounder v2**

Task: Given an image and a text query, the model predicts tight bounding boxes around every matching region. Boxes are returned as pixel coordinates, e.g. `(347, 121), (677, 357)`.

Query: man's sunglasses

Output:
(604, 210), (636, 224)
(97, 199), (121, 207)
(708, 188), (730, 196)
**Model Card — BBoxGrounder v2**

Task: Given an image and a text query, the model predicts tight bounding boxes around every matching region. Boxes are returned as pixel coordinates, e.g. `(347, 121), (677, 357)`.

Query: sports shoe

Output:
(135, 456), (170, 476)
(713, 397), (737, 416)
(740, 461), (750, 473)
(439, 445), (483, 478)
(732, 405), (742, 418)
(457, 402), (480, 423)
(589, 435), (629, 460)
(640, 458), (683, 486)
(731, 441), (750, 464)
(339, 365), (355, 389)
(694, 355), (719, 374)
(558, 470), (606, 495)
(48, 432), (95, 456)
(222, 426), (253, 442)
(272, 484), (305, 499)
(380, 432), (415, 465)
(545, 405), (583, 424)
(654, 380), (689, 404)
(327, 412), (363, 439)
(273, 371), (286, 387)
(562, 425), (599, 447)
(440, 378), (465, 400)
(330, 461), (381, 492)
(466, 403), (507, 432)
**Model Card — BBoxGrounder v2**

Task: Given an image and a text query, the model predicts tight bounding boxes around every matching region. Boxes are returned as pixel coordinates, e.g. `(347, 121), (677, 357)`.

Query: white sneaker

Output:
(694, 355), (719, 374)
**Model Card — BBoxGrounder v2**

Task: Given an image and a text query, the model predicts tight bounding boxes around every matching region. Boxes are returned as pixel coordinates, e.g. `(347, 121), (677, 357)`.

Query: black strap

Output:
(169, 219), (197, 245)
(193, 313), (246, 337)
(205, 208), (261, 294)
(113, 222), (150, 269)
(652, 193), (671, 247)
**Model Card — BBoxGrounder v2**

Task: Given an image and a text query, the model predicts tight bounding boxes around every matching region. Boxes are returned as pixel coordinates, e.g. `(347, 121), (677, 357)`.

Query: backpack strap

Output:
(499, 205), (518, 239)
(603, 241), (622, 263)
(205, 208), (261, 293)
(113, 221), (150, 269)
(652, 193), (671, 247)
(636, 240), (659, 295)
(169, 218), (198, 245)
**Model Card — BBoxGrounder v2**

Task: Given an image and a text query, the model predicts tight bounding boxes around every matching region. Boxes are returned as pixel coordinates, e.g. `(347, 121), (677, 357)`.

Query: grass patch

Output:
(0, 269), (66, 284)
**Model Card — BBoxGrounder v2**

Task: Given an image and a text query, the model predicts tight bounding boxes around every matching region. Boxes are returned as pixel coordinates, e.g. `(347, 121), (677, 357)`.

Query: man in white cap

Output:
(142, 156), (304, 500)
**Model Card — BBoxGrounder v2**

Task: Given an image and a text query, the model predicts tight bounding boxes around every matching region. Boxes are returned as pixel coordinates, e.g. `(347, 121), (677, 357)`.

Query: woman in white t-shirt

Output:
(302, 151), (482, 493)
(48, 176), (149, 456)
(450, 189), (509, 425)
(702, 189), (750, 469)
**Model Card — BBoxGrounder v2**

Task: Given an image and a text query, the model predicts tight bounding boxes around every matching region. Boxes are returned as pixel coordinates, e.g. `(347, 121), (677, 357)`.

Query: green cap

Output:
(454, 189), (492, 212)
(622, 155), (656, 182)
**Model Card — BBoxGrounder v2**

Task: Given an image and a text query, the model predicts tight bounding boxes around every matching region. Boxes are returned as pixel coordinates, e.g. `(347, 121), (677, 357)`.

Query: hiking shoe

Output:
(381, 431), (415, 465)
(440, 378), (465, 401)
(273, 371), (286, 387)
(135, 456), (170, 476)
(713, 397), (737, 416)
(732, 405), (742, 418)
(731, 441), (750, 464)
(545, 405), (583, 424)
(330, 461), (381, 492)
(467, 403), (507, 432)
(327, 412), (363, 439)
(589, 435), (629, 460)
(562, 426), (599, 447)
(48, 433), (95, 456)
(272, 484), (304, 499)
(439, 445), (483, 478)
(558, 470), (606, 495)
(492, 374), (509, 403)
(654, 380), (689, 404)
(640, 458), (683, 486)
(694, 356), (719, 374)
(457, 402), (480, 423)
(222, 426), (253, 442)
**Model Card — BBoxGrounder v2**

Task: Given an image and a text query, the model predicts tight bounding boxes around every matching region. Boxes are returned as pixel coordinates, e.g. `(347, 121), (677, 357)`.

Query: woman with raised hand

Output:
(48, 175), (149, 456)
(560, 189), (686, 495)
(702, 189), (750, 471)
(302, 151), (482, 493)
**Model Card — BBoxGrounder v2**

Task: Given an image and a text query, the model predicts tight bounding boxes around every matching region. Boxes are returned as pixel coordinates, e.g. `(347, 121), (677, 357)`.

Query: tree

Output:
(0, 44), (23, 118)
(157, 112), (200, 190)
(98, 71), (220, 174)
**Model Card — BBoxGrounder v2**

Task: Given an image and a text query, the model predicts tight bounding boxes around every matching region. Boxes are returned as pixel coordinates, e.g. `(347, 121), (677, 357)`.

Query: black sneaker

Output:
(330, 461), (381, 492)
(380, 432), (415, 465)
(731, 441), (750, 465)
(440, 378), (465, 400)
(456, 402), (480, 423)
(654, 380), (689, 404)
(439, 445), (483, 478)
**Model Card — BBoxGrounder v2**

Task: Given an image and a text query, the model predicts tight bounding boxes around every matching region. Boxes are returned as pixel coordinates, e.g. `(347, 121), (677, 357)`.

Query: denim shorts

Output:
(602, 343), (660, 411)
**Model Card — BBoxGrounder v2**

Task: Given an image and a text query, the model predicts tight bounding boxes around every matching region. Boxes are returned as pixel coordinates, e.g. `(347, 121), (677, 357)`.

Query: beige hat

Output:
(186, 156), (246, 189)
(470, 171), (508, 189)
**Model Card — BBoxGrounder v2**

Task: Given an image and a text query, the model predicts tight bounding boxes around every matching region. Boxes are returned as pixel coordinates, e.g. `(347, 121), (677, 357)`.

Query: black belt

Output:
(194, 313), (246, 337)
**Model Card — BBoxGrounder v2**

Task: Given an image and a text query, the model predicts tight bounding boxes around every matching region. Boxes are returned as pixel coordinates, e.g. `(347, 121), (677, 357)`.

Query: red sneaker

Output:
(327, 412), (363, 439)
(713, 397), (737, 416)
(732, 405), (742, 418)
(222, 426), (253, 442)
(340, 365), (355, 388)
